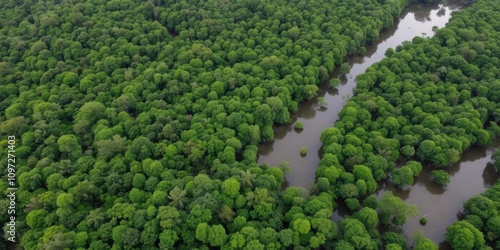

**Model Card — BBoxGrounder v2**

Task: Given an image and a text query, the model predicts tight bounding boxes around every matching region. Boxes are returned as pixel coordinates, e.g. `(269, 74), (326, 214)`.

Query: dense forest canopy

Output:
(315, 0), (500, 248)
(0, 0), (499, 249)
(0, 0), (412, 249)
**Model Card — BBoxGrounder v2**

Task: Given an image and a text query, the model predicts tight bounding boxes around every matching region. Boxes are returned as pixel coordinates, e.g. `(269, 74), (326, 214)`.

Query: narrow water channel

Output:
(257, 2), (461, 188)
(255, 1), (500, 247)
(377, 140), (500, 247)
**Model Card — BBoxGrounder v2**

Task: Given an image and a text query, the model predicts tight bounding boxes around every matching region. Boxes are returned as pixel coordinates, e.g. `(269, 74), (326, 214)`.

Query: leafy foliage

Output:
(1, 0), (498, 248)
(316, 0), (500, 246)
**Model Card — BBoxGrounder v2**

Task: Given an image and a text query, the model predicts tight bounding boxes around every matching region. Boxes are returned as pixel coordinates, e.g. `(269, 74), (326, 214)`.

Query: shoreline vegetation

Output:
(316, 0), (500, 248)
(0, 0), (498, 249)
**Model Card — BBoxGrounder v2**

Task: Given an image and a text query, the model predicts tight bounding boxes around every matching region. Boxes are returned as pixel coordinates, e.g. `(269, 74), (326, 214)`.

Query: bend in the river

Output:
(256, 1), (499, 247)
(257, 2), (460, 189)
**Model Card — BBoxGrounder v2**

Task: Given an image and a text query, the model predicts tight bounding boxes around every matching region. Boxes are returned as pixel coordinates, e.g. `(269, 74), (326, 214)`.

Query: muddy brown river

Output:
(256, 2), (498, 247)
(378, 140), (500, 247)
(258, 2), (460, 188)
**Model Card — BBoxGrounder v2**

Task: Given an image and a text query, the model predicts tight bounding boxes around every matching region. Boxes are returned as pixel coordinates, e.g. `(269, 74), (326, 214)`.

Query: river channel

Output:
(381, 140), (500, 247)
(257, 2), (461, 188)
(256, 1), (496, 247)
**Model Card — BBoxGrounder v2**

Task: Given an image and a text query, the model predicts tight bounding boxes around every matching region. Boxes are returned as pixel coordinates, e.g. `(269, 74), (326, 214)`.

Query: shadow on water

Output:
(482, 162), (499, 188)
(257, 2), (459, 189)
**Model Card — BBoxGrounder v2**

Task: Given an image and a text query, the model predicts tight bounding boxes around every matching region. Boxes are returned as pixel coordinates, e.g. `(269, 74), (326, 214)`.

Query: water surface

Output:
(258, 3), (460, 188)
(376, 140), (500, 247)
